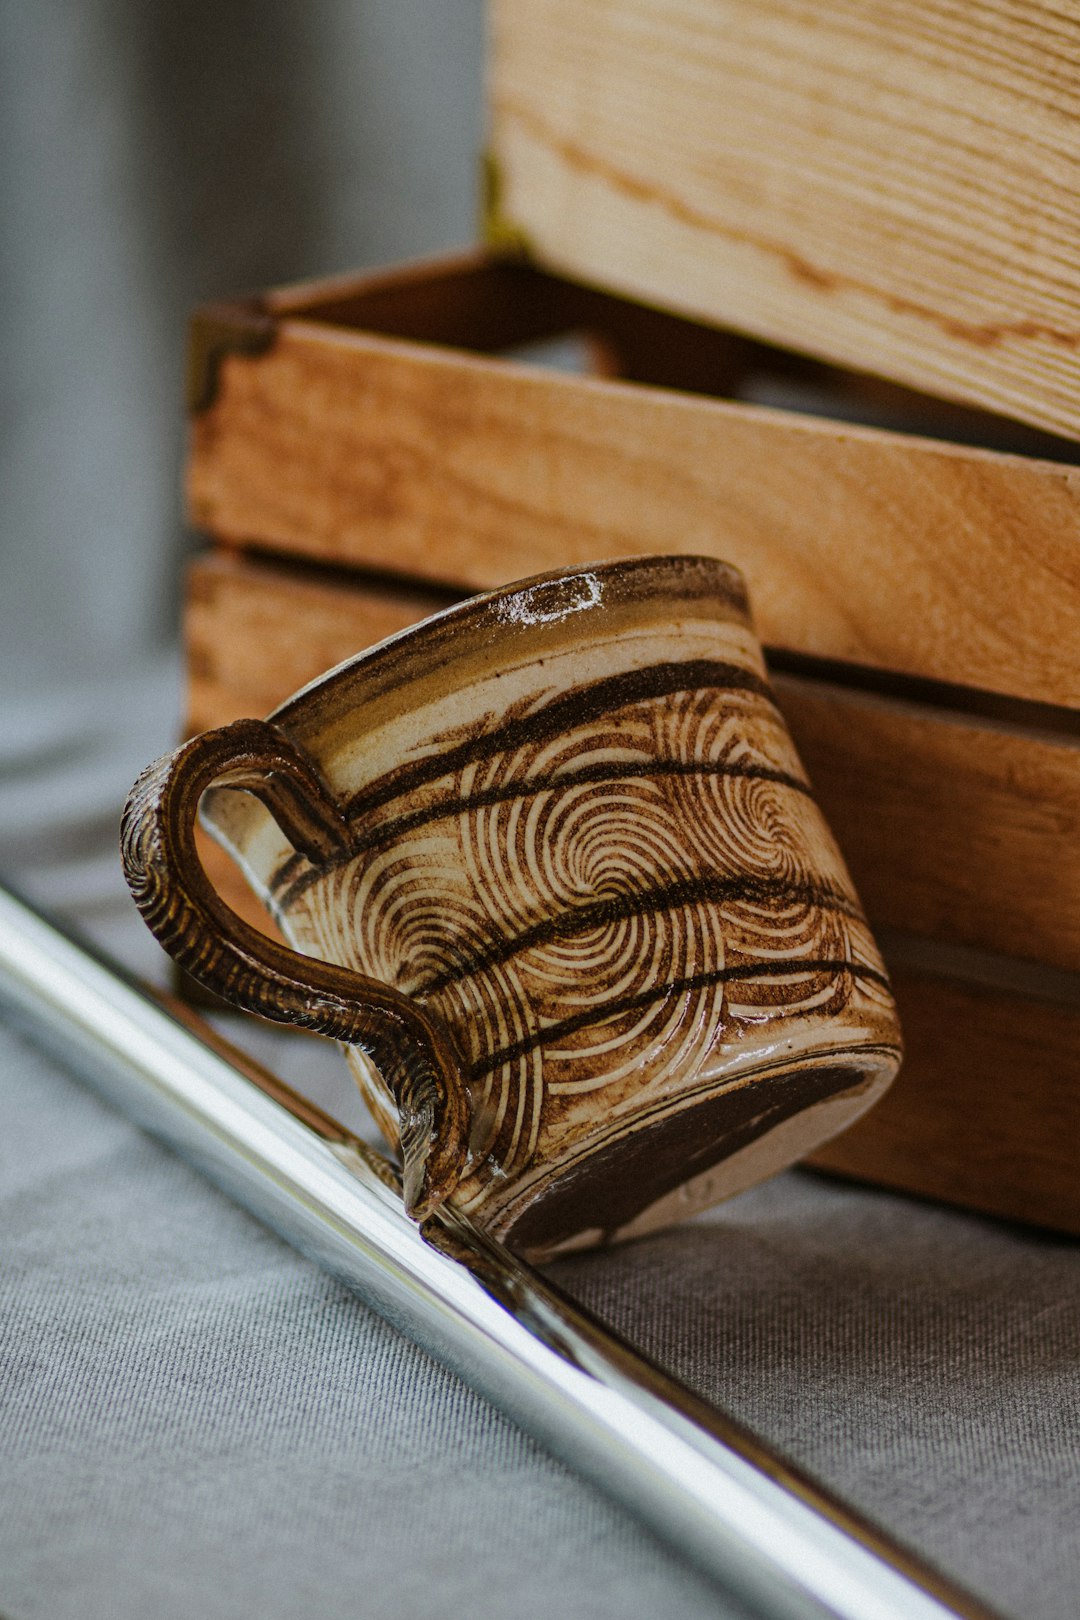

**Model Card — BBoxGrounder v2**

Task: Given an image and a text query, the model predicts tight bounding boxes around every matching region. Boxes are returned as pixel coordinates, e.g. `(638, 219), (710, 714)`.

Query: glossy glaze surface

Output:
(124, 556), (901, 1255)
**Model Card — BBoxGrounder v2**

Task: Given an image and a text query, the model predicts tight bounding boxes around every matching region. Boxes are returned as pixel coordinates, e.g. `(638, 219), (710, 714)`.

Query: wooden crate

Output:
(189, 254), (1080, 707)
(182, 246), (1080, 1236)
(488, 0), (1080, 441)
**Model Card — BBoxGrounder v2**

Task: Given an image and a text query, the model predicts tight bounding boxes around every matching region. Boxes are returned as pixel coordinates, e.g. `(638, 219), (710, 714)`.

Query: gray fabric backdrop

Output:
(0, 0), (484, 689)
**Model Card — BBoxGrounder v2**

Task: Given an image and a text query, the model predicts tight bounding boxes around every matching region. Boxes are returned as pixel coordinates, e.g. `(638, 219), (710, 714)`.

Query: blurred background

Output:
(0, 0), (484, 692)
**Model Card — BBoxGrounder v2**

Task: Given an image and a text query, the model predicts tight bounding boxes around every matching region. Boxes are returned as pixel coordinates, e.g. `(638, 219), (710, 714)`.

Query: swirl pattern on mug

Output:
(285, 665), (890, 1203)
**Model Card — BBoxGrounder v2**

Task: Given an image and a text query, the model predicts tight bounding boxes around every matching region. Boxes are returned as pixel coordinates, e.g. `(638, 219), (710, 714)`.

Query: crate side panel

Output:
(189, 325), (1080, 707)
(490, 0), (1080, 441)
(809, 968), (1080, 1235)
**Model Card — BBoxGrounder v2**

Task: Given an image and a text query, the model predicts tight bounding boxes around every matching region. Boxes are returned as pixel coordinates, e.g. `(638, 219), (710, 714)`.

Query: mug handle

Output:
(120, 716), (470, 1220)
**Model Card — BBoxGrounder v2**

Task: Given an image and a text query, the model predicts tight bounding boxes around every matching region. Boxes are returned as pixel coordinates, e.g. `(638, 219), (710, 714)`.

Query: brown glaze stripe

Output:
(340, 659), (777, 821)
(468, 958), (892, 1082)
(353, 759), (812, 859)
(271, 759), (811, 911)
(419, 874), (863, 996)
(268, 659), (779, 901)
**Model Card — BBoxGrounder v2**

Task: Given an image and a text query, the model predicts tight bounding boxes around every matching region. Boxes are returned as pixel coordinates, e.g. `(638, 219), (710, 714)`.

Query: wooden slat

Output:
(777, 677), (1080, 975)
(489, 0), (1080, 442)
(185, 553), (1080, 974)
(231, 251), (1076, 450)
(187, 293), (1080, 708)
(809, 968), (1080, 1235)
(256, 248), (755, 399)
(185, 555), (454, 735)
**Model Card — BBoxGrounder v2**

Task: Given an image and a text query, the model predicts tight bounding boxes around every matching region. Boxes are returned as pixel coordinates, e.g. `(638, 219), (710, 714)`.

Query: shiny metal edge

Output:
(0, 882), (1002, 1620)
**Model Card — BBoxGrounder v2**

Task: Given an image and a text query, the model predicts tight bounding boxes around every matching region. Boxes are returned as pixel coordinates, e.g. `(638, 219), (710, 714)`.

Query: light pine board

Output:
(185, 555), (452, 734)
(188, 277), (1080, 708)
(489, 0), (1080, 440)
(808, 967), (1080, 1235)
(776, 676), (1080, 975)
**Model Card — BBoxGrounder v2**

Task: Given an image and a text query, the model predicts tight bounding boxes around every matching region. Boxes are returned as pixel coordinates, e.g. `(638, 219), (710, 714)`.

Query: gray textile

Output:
(0, 0), (484, 689)
(2, 669), (1080, 1620)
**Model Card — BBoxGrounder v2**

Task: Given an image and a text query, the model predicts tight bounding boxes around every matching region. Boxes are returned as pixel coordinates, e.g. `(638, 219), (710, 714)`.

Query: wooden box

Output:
(182, 4), (1080, 1238)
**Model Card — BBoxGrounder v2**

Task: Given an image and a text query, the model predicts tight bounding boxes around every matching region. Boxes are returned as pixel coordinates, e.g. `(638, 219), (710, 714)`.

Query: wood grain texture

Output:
(185, 555), (454, 735)
(489, 0), (1080, 440)
(257, 249), (757, 399)
(775, 676), (1080, 975)
(186, 554), (1080, 974)
(809, 968), (1080, 1235)
(188, 302), (1080, 708)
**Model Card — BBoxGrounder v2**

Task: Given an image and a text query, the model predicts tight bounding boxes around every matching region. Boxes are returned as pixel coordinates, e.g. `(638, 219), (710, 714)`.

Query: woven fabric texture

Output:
(1, 667), (1078, 1620)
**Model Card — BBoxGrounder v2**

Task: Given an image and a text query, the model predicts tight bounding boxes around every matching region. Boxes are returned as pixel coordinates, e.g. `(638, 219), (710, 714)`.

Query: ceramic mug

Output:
(122, 556), (902, 1257)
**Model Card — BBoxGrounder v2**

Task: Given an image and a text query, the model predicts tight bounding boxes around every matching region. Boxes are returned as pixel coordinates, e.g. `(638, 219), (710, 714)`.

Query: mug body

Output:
(204, 557), (901, 1257)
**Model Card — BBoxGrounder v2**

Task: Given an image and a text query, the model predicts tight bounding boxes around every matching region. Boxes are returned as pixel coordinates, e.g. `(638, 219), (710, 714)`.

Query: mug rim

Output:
(269, 553), (751, 730)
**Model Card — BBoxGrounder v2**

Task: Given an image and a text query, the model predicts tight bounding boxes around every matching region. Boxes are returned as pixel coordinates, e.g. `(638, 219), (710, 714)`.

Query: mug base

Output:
(490, 1047), (898, 1261)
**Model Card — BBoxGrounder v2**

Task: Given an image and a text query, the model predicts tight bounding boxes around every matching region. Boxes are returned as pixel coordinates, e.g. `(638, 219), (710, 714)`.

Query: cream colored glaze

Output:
(199, 556), (901, 1252)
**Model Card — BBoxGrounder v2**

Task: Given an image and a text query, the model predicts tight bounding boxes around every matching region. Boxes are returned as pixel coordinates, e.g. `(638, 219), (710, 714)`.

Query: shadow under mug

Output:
(122, 555), (902, 1258)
